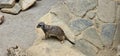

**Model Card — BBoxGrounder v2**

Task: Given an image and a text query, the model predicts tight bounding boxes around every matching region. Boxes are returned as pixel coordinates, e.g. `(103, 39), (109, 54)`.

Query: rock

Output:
(27, 41), (85, 56)
(64, 0), (97, 17)
(116, 5), (120, 22)
(97, 48), (117, 56)
(92, 16), (105, 32)
(75, 39), (98, 56)
(82, 27), (104, 49)
(113, 22), (120, 48)
(101, 23), (116, 47)
(1, 3), (21, 15)
(116, 45), (120, 56)
(0, 15), (4, 25)
(49, 1), (76, 23)
(0, 0), (15, 8)
(85, 11), (96, 19)
(19, 0), (36, 10)
(97, 0), (116, 23)
(69, 18), (93, 35)
(7, 45), (30, 56)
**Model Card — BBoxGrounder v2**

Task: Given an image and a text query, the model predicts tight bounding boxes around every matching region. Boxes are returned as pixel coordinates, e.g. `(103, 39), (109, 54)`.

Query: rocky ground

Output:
(0, 0), (120, 56)
(0, 0), (57, 56)
(28, 0), (120, 56)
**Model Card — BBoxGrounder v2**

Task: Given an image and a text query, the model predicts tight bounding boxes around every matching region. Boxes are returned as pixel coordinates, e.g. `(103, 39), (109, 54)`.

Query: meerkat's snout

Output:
(37, 24), (40, 28)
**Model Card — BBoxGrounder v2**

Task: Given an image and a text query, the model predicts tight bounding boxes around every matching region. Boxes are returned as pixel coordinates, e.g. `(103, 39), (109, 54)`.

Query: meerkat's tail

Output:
(65, 36), (75, 45)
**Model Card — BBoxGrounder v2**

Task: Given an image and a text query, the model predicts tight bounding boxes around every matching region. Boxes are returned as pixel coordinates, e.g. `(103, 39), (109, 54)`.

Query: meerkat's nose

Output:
(37, 24), (40, 28)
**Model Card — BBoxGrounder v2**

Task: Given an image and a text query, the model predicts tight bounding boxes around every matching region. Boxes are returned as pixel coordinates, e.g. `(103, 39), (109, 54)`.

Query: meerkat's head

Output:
(37, 22), (45, 29)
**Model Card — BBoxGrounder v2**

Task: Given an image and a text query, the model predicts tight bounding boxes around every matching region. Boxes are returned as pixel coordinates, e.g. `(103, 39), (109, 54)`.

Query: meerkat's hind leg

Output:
(58, 36), (65, 44)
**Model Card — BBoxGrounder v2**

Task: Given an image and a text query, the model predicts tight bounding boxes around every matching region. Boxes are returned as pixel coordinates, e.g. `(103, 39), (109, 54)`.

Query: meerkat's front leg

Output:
(43, 33), (49, 40)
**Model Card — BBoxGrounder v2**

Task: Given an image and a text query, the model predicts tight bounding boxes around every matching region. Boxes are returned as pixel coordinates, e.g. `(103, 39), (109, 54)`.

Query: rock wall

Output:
(27, 0), (120, 56)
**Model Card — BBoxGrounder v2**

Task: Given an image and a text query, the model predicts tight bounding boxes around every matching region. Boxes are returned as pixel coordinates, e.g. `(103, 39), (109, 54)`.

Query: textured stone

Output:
(75, 39), (98, 56)
(92, 16), (105, 32)
(27, 41), (85, 56)
(101, 23), (116, 47)
(0, 0), (15, 8)
(86, 11), (96, 19)
(113, 22), (120, 47)
(49, 1), (75, 23)
(97, 0), (116, 23)
(69, 18), (93, 35)
(97, 48), (117, 56)
(0, 15), (4, 25)
(1, 3), (21, 15)
(116, 45), (120, 56)
(19, 0), (36, 10)
(7, 46), (29, 56)
(64, 0), (97, 17)
(82, 27), (104, 49)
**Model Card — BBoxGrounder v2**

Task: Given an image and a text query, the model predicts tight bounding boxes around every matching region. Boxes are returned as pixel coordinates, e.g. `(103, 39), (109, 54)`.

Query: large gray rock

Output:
(75, 39), (98, 56)
(82, 27), (104, 49)
(19, 0), (36, 10)
(1, 3), (21, 15)
(101, 23), (116, 47)
(97, 0), (116, 23)
(64, 0), (97, 17)
(0, 0), (15, 8)
(69, 18), (93, 35)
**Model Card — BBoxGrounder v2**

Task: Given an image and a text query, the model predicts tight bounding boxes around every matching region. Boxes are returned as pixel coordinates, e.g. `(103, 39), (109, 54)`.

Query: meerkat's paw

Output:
(60, 41), (64, 44)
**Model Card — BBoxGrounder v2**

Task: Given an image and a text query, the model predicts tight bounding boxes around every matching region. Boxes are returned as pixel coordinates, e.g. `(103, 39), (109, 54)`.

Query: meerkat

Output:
(37, 22), (75, 45)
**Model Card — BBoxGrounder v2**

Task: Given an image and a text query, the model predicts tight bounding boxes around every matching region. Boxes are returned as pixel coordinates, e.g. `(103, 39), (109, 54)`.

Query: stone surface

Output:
(69, 18), (93, 35)
(74, 39), (98, 56)
(19, 0), (36, 10)
(27, 41), (85, 56)
(1, 3), (21, 15)
(82, 27), (104, 49)
(85, 10), (96, 19)
(97, 0), (116, 23)
(101, 23), (116, 47)
(0, 0), (15, 8)
(97, 48), (117, 56)
(7, 45), (30, 56)
(64, 0), (97, 17)
(49, 1), (75, 23)
(116, 45), (120, 56)
(113, 22), (120, 47)
(116, 5), (120, 23)
(92, 16), (105, 32)
(0, 15), (4, 24)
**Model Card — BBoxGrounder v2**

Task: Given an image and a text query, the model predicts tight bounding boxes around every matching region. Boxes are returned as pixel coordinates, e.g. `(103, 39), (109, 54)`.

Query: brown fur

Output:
(37, 22), (75, 45)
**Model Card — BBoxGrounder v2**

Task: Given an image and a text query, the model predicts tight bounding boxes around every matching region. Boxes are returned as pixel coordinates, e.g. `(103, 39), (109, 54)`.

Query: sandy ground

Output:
(0, 0), (57, 56)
